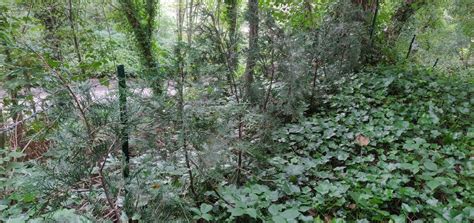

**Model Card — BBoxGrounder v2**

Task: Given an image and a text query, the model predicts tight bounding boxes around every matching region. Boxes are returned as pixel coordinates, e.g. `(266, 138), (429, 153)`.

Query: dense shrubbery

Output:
(198, 67), (473, 222)
(1, 0), (472, 222)
(2, 66), (472, 222)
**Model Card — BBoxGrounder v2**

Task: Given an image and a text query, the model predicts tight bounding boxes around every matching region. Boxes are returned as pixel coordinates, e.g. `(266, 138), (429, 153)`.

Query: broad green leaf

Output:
(200, 203), (212, 213)
(426, 178), (443, 190)
(285, 164), (304, 176)
(202, 213), (213, 221)
(424, 160), (438, 171)
(190, 207), (200, 215)
(390, 215), (406, 223)
(281, 208), (300, 219)
(401, 203), (418, 213)
(230, 208), (245, 217)
(315, 181), (332, 195)
(272, 215), (286, 223)
(268, 204), (282, 216)
(246, 208), (257, 218)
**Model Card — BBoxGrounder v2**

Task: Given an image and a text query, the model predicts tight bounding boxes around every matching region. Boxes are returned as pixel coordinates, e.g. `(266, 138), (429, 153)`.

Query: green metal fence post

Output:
(117, 64), (131, 221)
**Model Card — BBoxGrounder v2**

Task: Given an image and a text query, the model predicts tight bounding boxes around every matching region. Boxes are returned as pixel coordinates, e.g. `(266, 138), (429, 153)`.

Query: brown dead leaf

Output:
(356, 134), (370, 146)
(454, 164), (462, 173)
(324, 215), (332, 223)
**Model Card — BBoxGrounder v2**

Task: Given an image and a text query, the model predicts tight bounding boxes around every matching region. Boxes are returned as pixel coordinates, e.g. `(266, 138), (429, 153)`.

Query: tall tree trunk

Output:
(385, 0), (426, 45)
(224, 0), (238, 95)
(186, 0), (194, 46)
(351, 0), (424, 64)
(369, 0), (379, 45)
(67, 0), (83, 68)
(120, 0), (161, 94)
(223, 0), (245, 186)
(244, 0), (258, 103)
(225, 0), (238, 71)
(176, 0), (196, 198)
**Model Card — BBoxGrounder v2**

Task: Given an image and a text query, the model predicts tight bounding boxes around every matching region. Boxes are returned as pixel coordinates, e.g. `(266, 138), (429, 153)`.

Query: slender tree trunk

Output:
(406, 34), (416, 59)
(101, 0), (117, 67)
(2, 42), (22, 151)
(208, 13), (240, 100)
(176, 0), (196, 198)
(243, 0), (259, 103)
(222, 0), (246, 186)
(263, 48), (275, 111)
(310, 59), (320, 108)
(0, 107), (4, 149)
(432, 58), (439, 68)
(224, 0), (238, 95)
(369, 0), (379, 45)
(67, 0), (83, 67)
(9, 88), (22, 151)
(24, 71), (37, 117)
(225, 0), (238, 71)
(186, 0), (194, 46)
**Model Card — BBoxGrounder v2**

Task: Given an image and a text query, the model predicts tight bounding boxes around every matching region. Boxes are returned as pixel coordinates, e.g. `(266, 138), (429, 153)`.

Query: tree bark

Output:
(176, 0), (197, 198)
(223, 0), (239, 97)
(0, 107), (4, 149)
(120, 0), (160, 94)
(243, 0), (258, 103)
(67, 0), (83, 67)
(369, 0), (379, 45)
(385, 0), (426, 45)
(225, 0), (238, 73)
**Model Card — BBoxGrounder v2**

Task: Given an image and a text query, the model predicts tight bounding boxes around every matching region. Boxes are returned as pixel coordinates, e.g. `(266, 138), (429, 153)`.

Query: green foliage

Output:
(199, 67), (473, 222)
(190, 203), (213, 221)
(261, 0), (331, 29)
(374, 0), (472, 71)
(0, 148), (93, 222)
(1, 0), (472, 222)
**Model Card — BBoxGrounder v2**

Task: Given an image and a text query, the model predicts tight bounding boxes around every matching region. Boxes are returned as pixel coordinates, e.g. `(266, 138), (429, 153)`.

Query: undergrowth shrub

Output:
(197, 67), (474, 222)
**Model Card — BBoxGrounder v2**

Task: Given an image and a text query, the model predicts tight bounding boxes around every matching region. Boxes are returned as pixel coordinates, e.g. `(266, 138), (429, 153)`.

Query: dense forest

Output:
(0, 0), (472, 222)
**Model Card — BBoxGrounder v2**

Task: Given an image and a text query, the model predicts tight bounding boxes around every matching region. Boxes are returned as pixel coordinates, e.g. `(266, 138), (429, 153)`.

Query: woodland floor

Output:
(0, 78), (176, 116)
